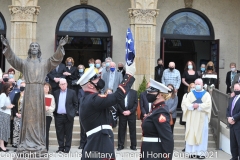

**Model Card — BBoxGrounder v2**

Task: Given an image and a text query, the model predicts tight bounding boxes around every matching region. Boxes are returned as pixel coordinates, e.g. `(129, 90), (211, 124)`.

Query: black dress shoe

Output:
(182, 148), (185, 152)
(117, 146), (124, 151)
(130, 146), (137, 151)
(56, 149), (64, 153)
(64, 150), (70, 153)
(12, 145), (17, 148)
(0, 147), (9, 152)
(78, 146), (83, 149)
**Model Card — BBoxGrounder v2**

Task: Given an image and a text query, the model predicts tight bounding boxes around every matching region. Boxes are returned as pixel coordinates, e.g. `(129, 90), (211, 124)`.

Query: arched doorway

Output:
(56, 5), (112, 67)
(0, 12), (6, 72)
(160, 8), (218, 108)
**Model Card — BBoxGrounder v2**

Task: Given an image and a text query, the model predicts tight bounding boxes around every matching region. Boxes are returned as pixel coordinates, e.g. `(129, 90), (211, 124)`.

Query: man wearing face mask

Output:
(102, 62), (123, 92)
(226, 63), (240, 94)
(154, 58), (164, 83)
(181, 78), (212, 159)
(227, 83), (240, 160)
(101, 57), (112, 76)
(95, 59), (103, 75)
(117, 62), (126, 78)
(76, 62), (136, 160)
(162, 62), (181, 93)
(197, 64), (206, 78)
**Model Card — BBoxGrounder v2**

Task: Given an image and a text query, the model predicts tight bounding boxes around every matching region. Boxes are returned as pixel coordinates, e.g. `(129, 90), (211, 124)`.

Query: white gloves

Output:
(204, 84), (207, 90)
(126, 62), (136, 76)
(210, 84), (215, 88)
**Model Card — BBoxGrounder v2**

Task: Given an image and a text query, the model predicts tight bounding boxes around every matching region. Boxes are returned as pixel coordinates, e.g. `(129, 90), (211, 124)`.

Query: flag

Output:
(125, 28), (135, 66)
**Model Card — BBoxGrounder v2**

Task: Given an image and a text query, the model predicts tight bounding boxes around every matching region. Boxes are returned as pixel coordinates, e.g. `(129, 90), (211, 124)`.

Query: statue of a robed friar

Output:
(0, 35), (68, 155)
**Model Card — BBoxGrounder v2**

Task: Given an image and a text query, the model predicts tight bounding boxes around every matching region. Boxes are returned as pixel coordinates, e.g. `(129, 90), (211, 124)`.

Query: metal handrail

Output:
(211, 96), (218, 117)
(208, 88), (220, 149)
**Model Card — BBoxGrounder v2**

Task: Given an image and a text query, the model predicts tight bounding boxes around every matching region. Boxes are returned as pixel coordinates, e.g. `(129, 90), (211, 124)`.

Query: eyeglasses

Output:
(59, 83), (66, 86)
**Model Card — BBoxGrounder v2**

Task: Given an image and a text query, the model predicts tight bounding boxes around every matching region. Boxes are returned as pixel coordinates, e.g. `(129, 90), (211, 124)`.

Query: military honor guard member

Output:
(76, 63), (136, 160)
(140, 78), (174, 160)
(181, 78), (212, 159)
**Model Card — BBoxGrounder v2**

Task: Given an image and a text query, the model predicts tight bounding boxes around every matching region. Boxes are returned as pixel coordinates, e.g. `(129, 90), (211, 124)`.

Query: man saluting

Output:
(77, 62), (136, 160)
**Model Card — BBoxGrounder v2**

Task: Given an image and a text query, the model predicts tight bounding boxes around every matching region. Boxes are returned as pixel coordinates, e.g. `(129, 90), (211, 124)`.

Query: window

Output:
(56, 5), (111, 37)
(161, 9), (214, 40)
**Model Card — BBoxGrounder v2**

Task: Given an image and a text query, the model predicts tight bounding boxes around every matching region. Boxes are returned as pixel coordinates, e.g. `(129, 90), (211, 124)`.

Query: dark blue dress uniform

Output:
(140, 102), (174, 160)
(80, 74), (135, 160)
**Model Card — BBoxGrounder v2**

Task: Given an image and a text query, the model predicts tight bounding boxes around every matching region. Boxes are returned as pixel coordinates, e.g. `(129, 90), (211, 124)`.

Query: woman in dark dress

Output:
(140, 79), (174, 160)
(182, 61), (199, 93)
(63, 57), (78, 93)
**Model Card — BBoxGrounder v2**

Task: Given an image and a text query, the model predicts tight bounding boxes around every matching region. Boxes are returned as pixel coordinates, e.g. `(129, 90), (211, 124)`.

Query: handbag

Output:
(169, 113), (174, 125)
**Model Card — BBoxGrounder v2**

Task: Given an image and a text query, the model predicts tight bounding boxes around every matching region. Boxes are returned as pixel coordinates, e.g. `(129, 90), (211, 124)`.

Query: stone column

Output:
(128, 0), (159, 89)
(9, 0), (40, 78)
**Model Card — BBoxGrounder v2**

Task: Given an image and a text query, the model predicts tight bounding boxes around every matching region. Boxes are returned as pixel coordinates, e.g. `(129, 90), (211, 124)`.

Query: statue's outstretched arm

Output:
(0, 35), (23, 73)
(48, 35), (68, 72)
(1, 35), (10, 54)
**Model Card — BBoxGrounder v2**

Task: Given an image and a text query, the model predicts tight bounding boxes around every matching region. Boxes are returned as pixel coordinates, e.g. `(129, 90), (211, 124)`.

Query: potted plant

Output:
(136, 75), (147, 120)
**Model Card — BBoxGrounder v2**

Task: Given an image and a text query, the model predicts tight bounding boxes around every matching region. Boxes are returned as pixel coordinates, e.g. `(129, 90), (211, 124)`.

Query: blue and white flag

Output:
(125, 28), (135, 66)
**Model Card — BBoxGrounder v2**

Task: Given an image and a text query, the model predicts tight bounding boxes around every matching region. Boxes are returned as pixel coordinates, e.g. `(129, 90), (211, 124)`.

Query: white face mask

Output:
(231, 68), (236, 72)
(188, 65), (193, 70)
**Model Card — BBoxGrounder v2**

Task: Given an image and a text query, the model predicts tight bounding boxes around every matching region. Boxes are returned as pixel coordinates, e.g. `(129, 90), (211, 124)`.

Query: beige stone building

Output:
(0, 0), (239, 154)
(0, 0), (240, 93)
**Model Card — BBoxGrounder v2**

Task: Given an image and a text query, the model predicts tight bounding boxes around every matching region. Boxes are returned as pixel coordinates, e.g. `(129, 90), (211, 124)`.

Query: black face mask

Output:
(158, 64), (162, 67)
(20, 87), (25, 92)
(91, 79), (105, 91)
(169, 67), (174, 71)
(118, 67), (123, 71)
(146, 94), (157, 103)
(207, 66), (213, 70)
(234, 91), (240, 96)
(3, 78), (8, 82)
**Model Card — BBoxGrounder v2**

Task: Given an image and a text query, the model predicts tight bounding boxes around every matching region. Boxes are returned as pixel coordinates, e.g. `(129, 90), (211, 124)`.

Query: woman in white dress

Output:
(0, 83), (14, 152)
(44, 83), (55, 151)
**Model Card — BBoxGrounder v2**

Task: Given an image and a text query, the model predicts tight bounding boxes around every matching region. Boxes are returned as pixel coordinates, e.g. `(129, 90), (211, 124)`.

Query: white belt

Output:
(86, 125), (112, 137)
(142, 137), (161, 142)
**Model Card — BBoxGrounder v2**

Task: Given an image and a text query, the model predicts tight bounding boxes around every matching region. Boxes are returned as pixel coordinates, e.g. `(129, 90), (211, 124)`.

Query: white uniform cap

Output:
(76, 66), (96, 86)
(149, 78), (171, 93)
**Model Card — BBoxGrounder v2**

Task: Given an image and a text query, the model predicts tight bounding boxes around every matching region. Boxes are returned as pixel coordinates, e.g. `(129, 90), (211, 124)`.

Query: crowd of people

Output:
(0, 56), (239, 159)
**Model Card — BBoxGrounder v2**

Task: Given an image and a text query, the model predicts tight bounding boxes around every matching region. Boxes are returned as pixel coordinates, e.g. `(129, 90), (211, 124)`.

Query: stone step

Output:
(50, 125), (210, 133)
(49, 131), (215, 141)
(49, 138), (216, 148)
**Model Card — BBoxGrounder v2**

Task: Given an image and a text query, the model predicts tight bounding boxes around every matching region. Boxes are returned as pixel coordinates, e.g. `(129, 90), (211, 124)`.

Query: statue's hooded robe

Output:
(4, 45), (64, 154)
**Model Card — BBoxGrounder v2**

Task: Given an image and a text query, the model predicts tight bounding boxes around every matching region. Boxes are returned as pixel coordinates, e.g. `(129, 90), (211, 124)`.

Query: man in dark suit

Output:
(47, 63), (66, 93)
(117, 89), (138, 151)
(117, 62), (126, 78)
(53, 78), (78, 153)
(227, 83), (240, 160)
(154, 58), (164, 83)
(225, 62), (240, 94)
(140, 91), (150, 120)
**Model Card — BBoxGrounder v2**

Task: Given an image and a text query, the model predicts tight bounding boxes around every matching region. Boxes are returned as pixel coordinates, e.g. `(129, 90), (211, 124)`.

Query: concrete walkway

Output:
(0, 146), (231, 160)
